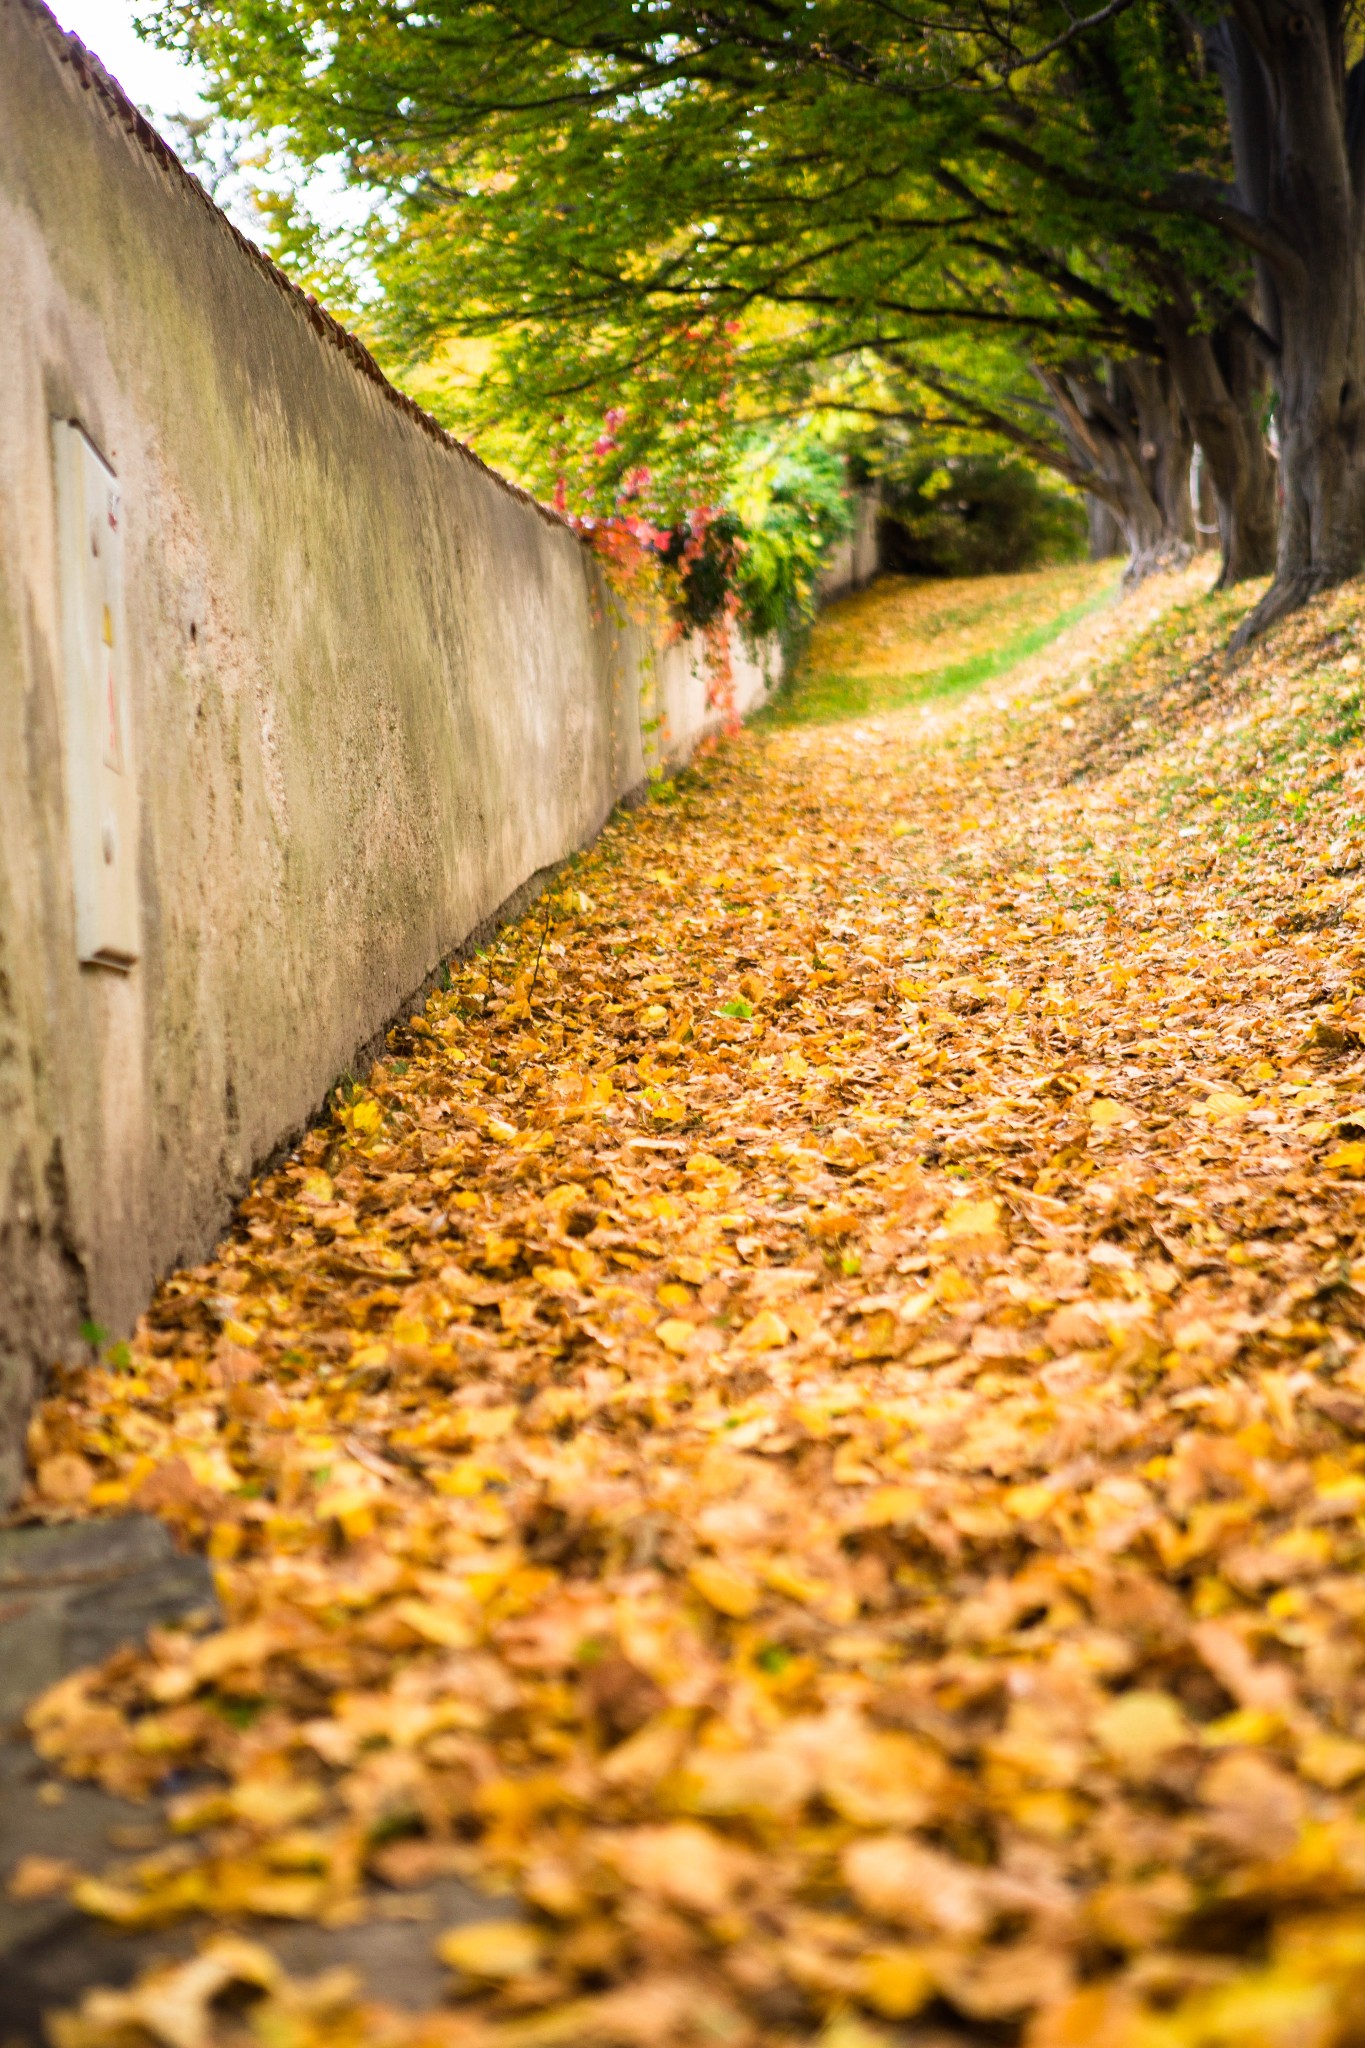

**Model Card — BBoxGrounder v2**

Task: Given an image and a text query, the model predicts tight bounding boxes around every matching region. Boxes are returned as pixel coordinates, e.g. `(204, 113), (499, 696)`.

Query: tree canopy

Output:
(144, 0), (1365, 635)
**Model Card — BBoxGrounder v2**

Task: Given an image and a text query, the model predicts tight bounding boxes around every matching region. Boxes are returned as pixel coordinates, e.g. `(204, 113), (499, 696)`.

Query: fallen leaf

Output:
(6, 1854), (77, 1901)
(437, 1919), (545, 1979)
(687, 1559), (761, 1618)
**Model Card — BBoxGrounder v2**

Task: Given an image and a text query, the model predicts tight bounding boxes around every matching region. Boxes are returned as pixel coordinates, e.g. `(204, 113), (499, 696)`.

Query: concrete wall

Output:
(0, 0), (770, 1505)
(652, 632), (772, 766)
(816, 485), (882, 604)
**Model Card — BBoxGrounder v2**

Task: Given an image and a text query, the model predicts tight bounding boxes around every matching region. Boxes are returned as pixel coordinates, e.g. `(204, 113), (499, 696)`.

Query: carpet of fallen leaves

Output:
(30, 564), (1365, 2048)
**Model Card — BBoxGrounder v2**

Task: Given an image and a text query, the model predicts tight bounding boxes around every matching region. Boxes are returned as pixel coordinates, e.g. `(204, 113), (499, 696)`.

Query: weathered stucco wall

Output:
(653, 633), (772, 762)
(0, 0), (770, 1505)
(817, 485), (882, 604)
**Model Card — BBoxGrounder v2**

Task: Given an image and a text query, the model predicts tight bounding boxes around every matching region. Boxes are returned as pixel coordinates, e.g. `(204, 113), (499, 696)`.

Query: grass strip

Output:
(761, 579), (1118, 729)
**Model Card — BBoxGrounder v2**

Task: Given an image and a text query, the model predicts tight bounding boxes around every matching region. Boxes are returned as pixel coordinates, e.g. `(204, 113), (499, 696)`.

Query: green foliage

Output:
(139, 0), (1242, 511)
(731, 435), (854, 644)
(879, 456), (1086, 578)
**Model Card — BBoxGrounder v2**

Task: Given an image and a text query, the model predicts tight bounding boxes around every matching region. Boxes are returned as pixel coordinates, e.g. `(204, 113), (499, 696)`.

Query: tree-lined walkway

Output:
(28, 569), (1365, 2046)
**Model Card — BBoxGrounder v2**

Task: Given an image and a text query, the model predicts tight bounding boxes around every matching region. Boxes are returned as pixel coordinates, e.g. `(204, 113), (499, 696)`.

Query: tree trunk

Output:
(1040, 361), (1194, 578)
(1206, 10), (1365, 645)
(1123, 358), (1196, 553)
(1087, 494), (1124, 558)
(1155, 303), (1278, 585)
(1257, 320), (1365, 634)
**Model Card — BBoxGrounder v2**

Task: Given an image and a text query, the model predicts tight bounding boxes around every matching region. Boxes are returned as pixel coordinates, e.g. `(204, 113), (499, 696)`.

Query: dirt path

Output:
(24, 565), (1365, 2046)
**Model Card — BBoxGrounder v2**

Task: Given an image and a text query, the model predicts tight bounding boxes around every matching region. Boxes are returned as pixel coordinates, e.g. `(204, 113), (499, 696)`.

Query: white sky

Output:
(49, 0), (211, 123)
(48, 0), (373, 249)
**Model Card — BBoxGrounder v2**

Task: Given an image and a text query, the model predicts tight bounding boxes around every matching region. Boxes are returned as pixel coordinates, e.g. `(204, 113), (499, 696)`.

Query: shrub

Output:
(878, 456), (1086, 578)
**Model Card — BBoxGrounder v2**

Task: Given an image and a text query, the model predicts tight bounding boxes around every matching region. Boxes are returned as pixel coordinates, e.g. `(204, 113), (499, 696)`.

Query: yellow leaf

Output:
(71, 1872), (209, 1929)
(1201, 1090), (1251, 1124)
(846, 1485), (924, 1529)
(1297, 1731), (1365, 1788)
(1004, 1482), (1057, 1521)
(390, 1597), (477, 1649)
(1027, 1984), (1145, 2048)
(67, 1877), (149, 1927)
(218, 1872), (328, 1920)
(897, 1285), (938, 1325)
(656, 1317), (698, 1355)
(49, 1938), (282, 2048)
(228, 1775), (323, 1828)
(842, 1835), (989, 1939)
(1088, 1098), (1131, 1128)
(186, 1624), (280, 1686)
(437, 1919), (545, 1980)
(820, 1731), (947, 1828)
(935, 1197), (1001, 1241)
(737, 1307), (790, 1350)
(849, 1307), (898, 1360)
(315, 1486), (377, 1543)
(860, 1948), (936, 2020)
(433, 1457), (507, 1497)
(763, 1557), (830, 1608)
(1092, 1690), (1190, 1772)
(461, 1404), (517, 1441)
(522, 1855), (588, 1919)
(819, 2020), (903, 2048)
(599, 1715), (691, 1789)
(600, 1822), (743, 1915)
(688, 1559), (760, 1618)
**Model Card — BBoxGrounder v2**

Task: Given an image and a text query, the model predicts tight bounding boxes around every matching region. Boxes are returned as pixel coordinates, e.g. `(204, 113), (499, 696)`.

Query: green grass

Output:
(759, 566), (1119, 730)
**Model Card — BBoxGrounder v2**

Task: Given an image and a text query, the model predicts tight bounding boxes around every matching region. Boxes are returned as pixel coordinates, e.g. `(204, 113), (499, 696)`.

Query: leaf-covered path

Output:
(32, 568), (1365, 2046)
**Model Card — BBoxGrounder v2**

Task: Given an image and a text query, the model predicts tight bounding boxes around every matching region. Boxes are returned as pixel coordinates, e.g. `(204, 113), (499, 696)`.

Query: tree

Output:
(1199, 7), (1365, 640)
(922, 0), (1365, 631)
(144, 1), (1283, 605)
(917, 3), (1280, 584)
